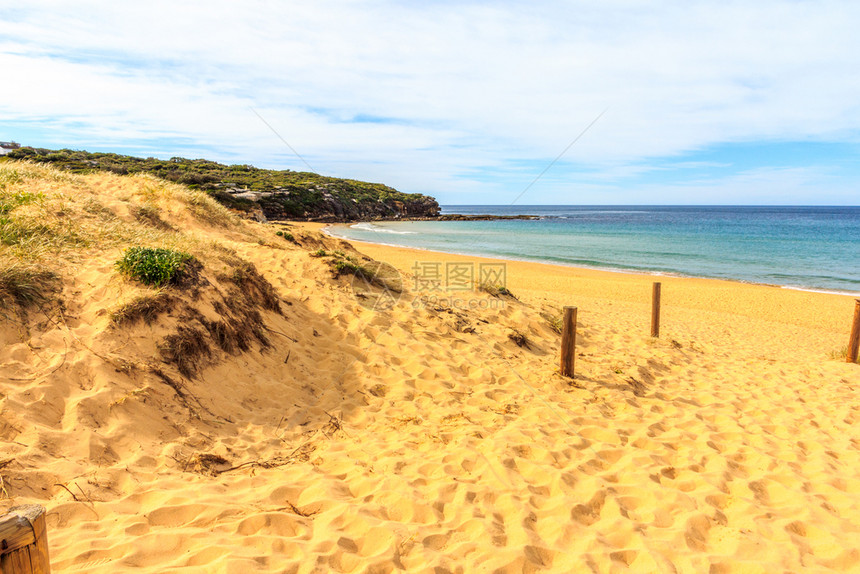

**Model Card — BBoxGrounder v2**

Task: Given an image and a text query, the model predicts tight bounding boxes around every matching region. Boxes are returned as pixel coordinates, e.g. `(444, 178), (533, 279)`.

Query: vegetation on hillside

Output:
(0, 159), (407, 380)
(0, 160), (229, 313)
(0, 159), (293, 381)
(2, 147), (439, 219)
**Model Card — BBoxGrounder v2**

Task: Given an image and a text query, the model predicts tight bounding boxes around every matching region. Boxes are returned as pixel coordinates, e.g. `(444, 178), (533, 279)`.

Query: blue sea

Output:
(328, 206), (860, 295)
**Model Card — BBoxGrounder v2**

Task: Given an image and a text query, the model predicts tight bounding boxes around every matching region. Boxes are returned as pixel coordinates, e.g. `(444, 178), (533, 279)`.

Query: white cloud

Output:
(1, 1), (859, 203)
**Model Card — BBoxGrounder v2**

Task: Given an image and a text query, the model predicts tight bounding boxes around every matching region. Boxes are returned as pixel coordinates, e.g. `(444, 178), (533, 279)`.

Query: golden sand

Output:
(2, 171), (859, 573)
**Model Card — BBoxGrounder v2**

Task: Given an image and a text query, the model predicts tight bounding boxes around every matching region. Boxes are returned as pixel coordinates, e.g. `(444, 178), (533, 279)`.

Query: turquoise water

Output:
(328, 206), (860, 295)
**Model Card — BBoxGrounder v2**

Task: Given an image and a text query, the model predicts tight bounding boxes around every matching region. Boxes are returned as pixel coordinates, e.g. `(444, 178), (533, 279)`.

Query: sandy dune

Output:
(2, 165), (859, 572)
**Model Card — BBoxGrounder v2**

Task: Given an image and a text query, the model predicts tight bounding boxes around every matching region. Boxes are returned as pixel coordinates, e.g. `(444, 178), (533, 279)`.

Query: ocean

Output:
(327, 206), (860, 295)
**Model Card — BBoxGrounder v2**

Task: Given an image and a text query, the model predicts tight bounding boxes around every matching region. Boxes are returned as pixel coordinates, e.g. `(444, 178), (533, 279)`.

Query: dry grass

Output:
(110, 292), (177, 326)
(184, 453), (231, 476)
(133, 204), (174, 230)
(541, 311), (564, 334)
(0, 162), (206, 262)
(0, 161), (287, 384)
(138, 255), (282, 377)
(0, 160), (80, 187)
(316, 248), (403, 294)
(159, 326), (212, 379)
(478, 282), (516, 299)
(0, 161), (263, 341)
(224, 259), (283, 313)
(508, 328), (530, 349)
(0, 262), (60, 308)
(200, 319), (245, 354)
(129, 173), (236, 227)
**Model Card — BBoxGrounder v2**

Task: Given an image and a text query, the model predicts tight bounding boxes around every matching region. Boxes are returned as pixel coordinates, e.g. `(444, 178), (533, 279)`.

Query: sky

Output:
(1, 1), (859, 205)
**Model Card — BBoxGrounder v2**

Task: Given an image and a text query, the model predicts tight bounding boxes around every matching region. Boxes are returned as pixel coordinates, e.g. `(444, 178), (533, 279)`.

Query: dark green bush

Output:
(332, 259), (363, 276)
(116, 247), (193, 287)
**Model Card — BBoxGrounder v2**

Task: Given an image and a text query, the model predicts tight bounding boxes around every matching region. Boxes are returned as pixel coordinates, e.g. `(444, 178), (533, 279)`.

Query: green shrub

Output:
(311, 248), (328, 257)
(332, 259), (364, 276)
(275, 230), (295, 242)
(116, 247), (193, 287)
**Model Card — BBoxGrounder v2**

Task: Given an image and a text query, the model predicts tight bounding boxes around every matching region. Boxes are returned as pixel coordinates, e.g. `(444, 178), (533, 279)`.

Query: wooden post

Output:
(848, 299), (860, 364)
(560, 306), (577, 378)
(0, 505), (50, 574)
(651, 282), (662, 338)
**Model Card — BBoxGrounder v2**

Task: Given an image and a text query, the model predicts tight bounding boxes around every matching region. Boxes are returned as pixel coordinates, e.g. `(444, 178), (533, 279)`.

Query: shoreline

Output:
(292, 221), (857, 350)
(317, 222), (860, 299)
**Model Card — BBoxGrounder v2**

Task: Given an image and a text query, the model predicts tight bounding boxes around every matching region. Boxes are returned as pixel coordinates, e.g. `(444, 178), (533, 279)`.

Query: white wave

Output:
(349, 222), (416, 234)
(780, 285), (860, 297)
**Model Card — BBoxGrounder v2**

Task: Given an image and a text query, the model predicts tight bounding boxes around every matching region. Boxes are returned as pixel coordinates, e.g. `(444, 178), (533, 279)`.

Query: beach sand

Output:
(2, 176), (860, 573)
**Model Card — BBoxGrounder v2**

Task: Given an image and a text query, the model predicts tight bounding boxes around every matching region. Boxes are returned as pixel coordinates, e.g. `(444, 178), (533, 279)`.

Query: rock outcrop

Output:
(215, 184), (440, 222)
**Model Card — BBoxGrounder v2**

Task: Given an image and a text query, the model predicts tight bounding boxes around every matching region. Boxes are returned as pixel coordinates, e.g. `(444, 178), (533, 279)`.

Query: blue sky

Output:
(1, 1), (859, 205)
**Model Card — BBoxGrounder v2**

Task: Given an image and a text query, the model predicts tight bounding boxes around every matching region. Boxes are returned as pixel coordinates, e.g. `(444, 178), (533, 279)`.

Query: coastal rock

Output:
(254, 190), (440, 222)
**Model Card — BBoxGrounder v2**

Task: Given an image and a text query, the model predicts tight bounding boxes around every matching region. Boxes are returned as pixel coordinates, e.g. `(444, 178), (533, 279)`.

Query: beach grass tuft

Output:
(541, 311), (563, 334)
(159, 326), (212, 378)
(110, 292), (177, 325)
(478, 282), (516, 299)
(224, 259), (282, 313)
(830, 346), (859, 364)
(0, 262), (60, 307)
(508, 328), (530, 349)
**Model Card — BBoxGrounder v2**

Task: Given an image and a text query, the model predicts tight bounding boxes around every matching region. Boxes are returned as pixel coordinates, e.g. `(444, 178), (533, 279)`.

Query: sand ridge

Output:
(2, 168), (859, 573)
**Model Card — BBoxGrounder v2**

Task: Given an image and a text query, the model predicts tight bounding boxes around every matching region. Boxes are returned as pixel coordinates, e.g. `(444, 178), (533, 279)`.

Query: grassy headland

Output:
(2, 147), (440, 221)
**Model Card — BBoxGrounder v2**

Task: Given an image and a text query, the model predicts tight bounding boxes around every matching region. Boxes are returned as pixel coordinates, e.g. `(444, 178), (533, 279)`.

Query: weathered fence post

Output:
(560, 306), (578, 378)
(651, 282), (662, 338)
(0, 505), (50, 574)
(848, 299), (860, 364)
